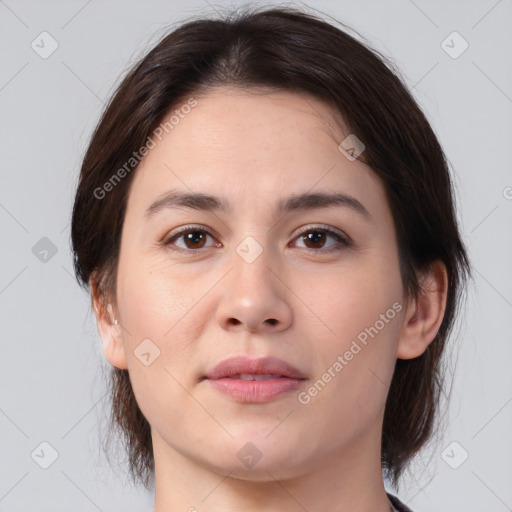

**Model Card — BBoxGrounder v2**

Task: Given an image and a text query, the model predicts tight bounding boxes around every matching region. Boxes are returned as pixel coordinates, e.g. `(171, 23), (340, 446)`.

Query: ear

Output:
(89, 274), (128, 370)
(397, 260), (448, 360)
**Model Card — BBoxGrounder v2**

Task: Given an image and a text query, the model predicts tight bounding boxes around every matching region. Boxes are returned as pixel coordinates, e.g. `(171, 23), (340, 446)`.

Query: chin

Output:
(216, 436), (306, 477)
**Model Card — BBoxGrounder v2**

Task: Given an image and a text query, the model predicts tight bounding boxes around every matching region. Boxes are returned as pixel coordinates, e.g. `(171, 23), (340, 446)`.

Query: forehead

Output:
(180, 86), (349, 151)
(123, 87), (387, 222)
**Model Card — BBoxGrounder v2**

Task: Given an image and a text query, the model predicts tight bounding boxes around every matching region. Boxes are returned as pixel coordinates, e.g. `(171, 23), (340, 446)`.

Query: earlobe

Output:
(89, 276), (128, 370)
(397, 261), (448, 360)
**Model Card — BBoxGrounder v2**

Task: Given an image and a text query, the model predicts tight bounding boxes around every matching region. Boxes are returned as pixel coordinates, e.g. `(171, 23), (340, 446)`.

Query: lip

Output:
(204, 355), (307, 380)
(203, 356), (308, 403)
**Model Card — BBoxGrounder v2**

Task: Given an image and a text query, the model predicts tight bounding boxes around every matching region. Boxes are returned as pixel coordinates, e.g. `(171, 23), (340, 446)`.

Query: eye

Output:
(290, 224), (351, 254)
(161, 224), (351, 255)
(162, 225), (220, 253)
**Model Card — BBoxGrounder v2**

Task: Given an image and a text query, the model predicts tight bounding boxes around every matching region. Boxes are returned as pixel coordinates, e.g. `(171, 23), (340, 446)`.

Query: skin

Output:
(91, 86), (448, 512)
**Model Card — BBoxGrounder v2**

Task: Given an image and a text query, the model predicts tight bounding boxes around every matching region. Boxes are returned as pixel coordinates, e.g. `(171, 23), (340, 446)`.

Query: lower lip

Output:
(206, 377), (306, 403)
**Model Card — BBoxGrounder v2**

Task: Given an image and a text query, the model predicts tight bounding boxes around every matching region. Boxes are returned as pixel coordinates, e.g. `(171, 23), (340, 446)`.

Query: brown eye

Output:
(180, 230), (208, 249)
(164, 226), (219, 252)
(302, 231), (327, 250)
(163, 224), (349, 255)
(292, 226), (350, 254)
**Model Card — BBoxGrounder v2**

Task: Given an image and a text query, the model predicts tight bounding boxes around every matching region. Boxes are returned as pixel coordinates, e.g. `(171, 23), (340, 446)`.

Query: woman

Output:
(71, 5), (471, 511)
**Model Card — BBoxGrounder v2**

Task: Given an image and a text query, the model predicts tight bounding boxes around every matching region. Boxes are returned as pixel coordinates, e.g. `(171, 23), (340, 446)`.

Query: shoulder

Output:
(387, 492), (414, 512)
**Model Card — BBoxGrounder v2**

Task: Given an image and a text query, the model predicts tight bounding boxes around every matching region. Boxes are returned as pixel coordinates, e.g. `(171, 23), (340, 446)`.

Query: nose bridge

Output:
(215, 230), (293, 332)
(231, 232), (277, 292)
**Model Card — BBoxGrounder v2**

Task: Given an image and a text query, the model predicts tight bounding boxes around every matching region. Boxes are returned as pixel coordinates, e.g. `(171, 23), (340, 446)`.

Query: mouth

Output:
(226, 373), (287, 380)
(203, 356), (308, 403)
(204, 355), (307, 380)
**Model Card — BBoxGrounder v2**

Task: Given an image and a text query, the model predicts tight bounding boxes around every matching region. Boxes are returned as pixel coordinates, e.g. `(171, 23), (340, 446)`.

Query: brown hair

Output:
(71, 3), (471, 490)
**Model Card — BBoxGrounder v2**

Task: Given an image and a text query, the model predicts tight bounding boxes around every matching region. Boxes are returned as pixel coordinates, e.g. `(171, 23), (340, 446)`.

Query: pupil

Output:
(187, 231), (204, 248)
(305, 231), (325, 248)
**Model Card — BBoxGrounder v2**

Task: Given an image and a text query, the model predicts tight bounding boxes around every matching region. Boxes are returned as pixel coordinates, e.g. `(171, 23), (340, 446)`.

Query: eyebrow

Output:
(144, 188), (372, 221)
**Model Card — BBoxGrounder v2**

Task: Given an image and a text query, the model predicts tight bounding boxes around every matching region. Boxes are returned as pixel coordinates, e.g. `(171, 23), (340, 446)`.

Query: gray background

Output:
(1, 0), (511, 511)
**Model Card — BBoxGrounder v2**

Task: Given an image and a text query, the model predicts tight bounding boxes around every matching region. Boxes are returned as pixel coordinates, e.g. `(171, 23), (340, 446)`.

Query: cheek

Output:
(116, 253), (214, 370)
(316, 255), (403, 341)
(117, 252), (192, 337)
(115, 261), (203, 418)
(305, 249), (403, 402)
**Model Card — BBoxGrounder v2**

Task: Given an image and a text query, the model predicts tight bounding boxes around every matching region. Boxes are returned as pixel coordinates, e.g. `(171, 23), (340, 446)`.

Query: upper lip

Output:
(204, 356), (308, 380)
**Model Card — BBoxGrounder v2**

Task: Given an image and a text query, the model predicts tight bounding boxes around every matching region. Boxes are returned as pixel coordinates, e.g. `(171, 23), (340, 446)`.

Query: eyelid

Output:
(290, 223), (351, 243)
(161, 223), (351, 253)
(165, 224), (217, 239)
(161, 224), (219, 247)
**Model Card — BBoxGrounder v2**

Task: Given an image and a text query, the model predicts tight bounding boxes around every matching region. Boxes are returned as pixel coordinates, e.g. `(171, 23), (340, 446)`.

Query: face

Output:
(108, 86), (408, 479)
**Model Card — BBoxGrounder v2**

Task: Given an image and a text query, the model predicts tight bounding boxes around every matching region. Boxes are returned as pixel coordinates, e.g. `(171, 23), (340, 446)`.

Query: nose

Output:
(215, 243), (293, 334)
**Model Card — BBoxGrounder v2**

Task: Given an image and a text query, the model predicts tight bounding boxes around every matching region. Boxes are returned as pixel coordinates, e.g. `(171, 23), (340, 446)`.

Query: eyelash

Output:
(161, 224), (351, 256)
